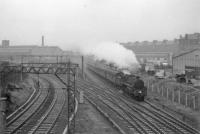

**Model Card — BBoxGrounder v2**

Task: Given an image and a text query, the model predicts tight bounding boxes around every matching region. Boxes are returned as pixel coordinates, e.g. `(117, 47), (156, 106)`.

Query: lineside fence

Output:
(146, 79), (200, 111)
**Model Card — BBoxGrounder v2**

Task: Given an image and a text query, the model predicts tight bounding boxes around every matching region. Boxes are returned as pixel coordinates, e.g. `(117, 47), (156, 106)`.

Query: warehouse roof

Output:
(0, 47), (32, 56)
(121, 42), (179, 53)
(173, 48), (200, 59)
(0, 45), (64, 56)
(31, 46), (63, 55)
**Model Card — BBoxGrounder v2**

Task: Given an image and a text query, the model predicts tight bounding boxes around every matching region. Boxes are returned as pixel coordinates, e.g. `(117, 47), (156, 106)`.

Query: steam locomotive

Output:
(88, 64), (147, 101)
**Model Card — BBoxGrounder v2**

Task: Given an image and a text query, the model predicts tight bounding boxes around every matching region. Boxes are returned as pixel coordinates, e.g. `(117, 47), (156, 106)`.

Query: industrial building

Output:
(172, 33), (200, 77)
(0, 41), (64, 63)
(0, 36), (63, 56)
(122, 33), (200, 67)
(0, 46), (63, 56)
(172, 48), (200, 78)
(121, 39), (179, 65)
(179, 33), (200, 51)
(135, 52), (173, 65)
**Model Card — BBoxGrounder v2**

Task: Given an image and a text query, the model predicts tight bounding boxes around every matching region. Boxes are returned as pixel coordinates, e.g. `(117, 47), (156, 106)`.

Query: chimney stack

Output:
(42, 36), (44, 46)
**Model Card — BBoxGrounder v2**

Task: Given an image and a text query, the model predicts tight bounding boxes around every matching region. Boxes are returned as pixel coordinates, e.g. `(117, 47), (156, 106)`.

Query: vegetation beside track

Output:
(0, 62), (34, 116)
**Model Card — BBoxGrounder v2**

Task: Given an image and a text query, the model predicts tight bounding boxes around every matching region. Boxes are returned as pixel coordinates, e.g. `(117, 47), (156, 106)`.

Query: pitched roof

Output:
(121, 43), (179, 53)
(31, 46), (63, 55)
(173, 48), (200, 59)
(0, 48), (31, 56)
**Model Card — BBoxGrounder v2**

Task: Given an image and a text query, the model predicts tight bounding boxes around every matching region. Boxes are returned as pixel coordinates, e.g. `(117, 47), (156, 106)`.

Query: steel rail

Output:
(77, 72), (200, 134)
(88, 69), (200, 134)
(78, 81), (164, 134)
(5, 79), (52, 134)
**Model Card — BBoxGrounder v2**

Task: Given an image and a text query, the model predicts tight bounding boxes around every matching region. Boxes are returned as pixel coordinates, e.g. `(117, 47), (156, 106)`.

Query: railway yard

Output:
(0, 59), (199, 134)
(0, 61), (199, 134)
(83, 68), (200, 134)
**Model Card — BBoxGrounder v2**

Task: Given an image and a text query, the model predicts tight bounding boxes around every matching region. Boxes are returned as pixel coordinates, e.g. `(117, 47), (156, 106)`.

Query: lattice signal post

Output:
(0, 61), (78, 134)
(66, 62), (77, 134)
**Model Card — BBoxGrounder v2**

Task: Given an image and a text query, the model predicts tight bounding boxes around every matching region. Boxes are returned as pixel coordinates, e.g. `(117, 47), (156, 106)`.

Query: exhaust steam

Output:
(80, 41), (139, 72)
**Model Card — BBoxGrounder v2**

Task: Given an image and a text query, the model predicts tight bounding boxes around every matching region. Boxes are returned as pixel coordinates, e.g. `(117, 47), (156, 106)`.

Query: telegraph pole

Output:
(20, 56), (24, 81)
(0, 72), (6, 134)
(0, 81), (3, 133)
(67, 62), (70, 133)
(82, 56), (84, 79)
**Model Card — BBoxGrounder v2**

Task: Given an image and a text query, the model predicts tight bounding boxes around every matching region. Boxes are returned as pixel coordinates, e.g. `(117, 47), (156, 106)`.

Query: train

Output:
(87, 64), (147, 101)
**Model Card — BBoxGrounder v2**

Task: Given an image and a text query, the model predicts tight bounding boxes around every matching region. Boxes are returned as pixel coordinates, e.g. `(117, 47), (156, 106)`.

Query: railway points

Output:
(1, 59), (79, 134)
(82, 67), (200, 134)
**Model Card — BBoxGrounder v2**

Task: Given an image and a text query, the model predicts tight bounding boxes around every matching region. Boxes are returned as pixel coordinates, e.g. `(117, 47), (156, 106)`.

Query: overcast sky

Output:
(0, 0), (200, 49)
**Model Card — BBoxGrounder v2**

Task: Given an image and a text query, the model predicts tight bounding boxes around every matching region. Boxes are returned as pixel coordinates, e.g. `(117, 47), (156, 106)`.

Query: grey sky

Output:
(0, 0), (199, 49)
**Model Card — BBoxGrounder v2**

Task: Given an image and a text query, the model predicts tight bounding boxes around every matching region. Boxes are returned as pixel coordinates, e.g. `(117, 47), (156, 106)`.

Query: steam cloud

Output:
(80, 41), (139, 71)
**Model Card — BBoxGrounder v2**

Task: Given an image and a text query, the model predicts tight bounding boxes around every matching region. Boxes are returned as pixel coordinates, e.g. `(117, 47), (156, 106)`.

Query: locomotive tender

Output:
(88, 64), (147, 101)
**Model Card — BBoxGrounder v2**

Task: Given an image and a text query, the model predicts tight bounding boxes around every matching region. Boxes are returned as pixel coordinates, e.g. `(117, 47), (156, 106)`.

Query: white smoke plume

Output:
(80, 41), (140, 71)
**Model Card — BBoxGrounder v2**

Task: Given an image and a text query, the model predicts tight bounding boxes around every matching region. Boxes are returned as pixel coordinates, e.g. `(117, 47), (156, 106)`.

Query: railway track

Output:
(89, 69), (200, 133)
(5, 78), (53, 134)
(77, 80), (161, 134)
(5, 75), (70, 134)
(75, 73), (200, 134)
(28, 75), (68, 134)
(28, 90), (66, 133)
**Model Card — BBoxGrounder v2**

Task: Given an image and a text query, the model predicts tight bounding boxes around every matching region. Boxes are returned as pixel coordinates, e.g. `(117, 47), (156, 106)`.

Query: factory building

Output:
(0, 46), (32, 63)
(0, 44), (64, 63)
(121, 39), (178, 65)
(136, 52), (173, 65)
(172, 49), (200, 78)
(122, 33), (200, 67)
(172, 33), (200, 78)
(31, 46), (63, 55)
(0, 45), (63, 56)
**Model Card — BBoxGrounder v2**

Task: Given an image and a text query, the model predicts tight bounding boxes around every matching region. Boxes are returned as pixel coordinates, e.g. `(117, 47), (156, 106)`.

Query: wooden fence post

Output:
(178, 90), (181, 104)
(167, 88), (169, 99)
(152, 84), (154, 92)
(162, 86), (164, 97)
(193, 96), (196, 110)
(172, 89), (175, 102)
(156, 86), (159, 94)
(185, 94), (188, 107)
(159, 86), (161, 95)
